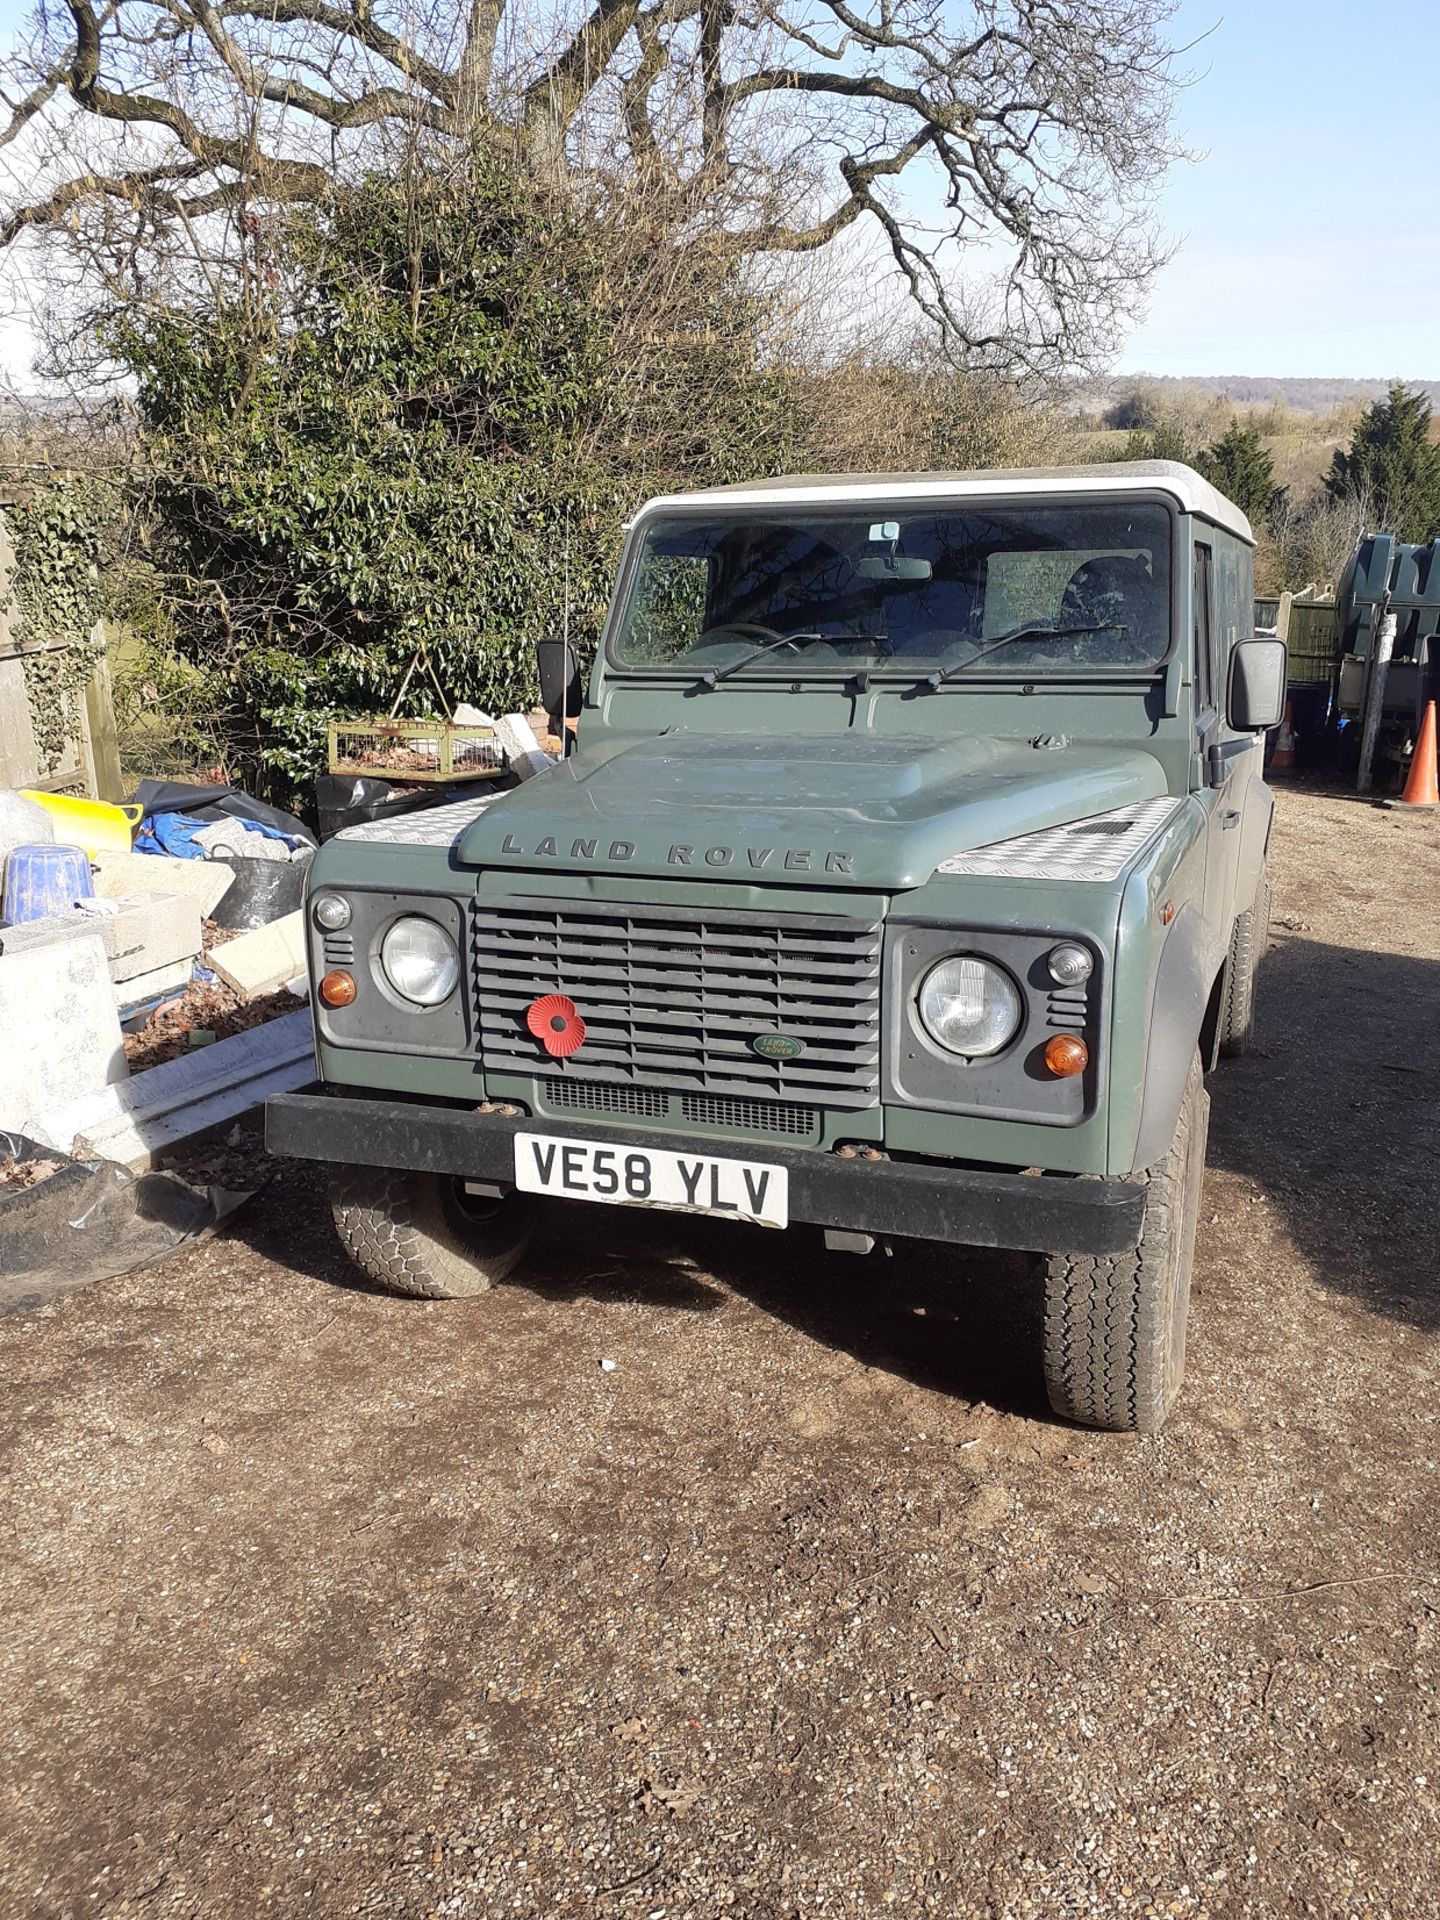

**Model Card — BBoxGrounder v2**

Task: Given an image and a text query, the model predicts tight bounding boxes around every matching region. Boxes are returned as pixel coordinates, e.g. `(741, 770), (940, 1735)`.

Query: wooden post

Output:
(1357, 609), (1396, 795)
(81, 624), (125, 802)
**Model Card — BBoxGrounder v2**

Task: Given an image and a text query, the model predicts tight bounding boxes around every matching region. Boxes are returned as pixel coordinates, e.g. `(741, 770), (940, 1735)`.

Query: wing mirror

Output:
(536, 638), (582, 721)
(1227, 638), (1287, 732)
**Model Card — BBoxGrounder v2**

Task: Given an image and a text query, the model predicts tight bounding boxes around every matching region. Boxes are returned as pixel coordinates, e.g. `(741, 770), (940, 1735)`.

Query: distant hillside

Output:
(1082, 374), (1440, 418)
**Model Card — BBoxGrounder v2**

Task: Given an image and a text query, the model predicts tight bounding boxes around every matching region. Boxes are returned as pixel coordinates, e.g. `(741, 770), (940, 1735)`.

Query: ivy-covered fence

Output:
(0, 483), (123, 798)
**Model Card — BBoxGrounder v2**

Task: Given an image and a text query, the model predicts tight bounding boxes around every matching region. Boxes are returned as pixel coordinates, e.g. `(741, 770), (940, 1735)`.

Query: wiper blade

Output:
(699, 631), (889, 689)
(921, 623), (1126, 690)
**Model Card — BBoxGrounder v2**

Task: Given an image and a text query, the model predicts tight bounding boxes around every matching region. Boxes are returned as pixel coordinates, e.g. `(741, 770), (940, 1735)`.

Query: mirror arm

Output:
(1207, 737), (1255, 788)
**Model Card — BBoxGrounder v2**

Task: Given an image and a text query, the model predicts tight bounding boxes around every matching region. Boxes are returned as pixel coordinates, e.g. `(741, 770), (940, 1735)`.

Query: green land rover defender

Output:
(267, 461), (1285, 1432)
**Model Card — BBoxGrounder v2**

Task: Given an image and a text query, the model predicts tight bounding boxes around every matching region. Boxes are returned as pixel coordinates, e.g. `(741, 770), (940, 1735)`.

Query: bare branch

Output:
(0, 0), (1187, 372)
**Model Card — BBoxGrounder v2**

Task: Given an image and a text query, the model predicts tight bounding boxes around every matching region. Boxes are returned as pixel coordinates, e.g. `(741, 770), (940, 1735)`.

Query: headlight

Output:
(312, 891), (352, 931)
(379, 915), (460, 1006)
(917, 956), (1022, 1058)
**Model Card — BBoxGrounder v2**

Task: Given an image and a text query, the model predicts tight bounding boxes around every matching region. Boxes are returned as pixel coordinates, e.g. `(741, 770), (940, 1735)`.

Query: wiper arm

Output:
(921, 623), (1126, 690)
(699, 631), (889, 689)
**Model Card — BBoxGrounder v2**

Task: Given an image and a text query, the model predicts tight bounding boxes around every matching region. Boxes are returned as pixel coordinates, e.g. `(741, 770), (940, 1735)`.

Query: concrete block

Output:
(0, 934), (128, 1131)
(0, 892), (202, 983)
(99, 894), (202, 983)
(209, 911), (305, 1001)
(494, 712), (556, 783)
(29, 1008), (314, 1170)
(116, 957), (194, 1011)
(90, 848), (235, 918)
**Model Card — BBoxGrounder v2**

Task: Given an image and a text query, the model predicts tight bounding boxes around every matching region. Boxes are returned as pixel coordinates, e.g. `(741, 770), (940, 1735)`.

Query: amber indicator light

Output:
(1043, 1033), (1089, 1078)
(319, 970), (357, 1008)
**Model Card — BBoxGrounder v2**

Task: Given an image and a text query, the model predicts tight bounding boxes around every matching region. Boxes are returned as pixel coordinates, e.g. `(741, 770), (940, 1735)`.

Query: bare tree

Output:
(1, 0), (1185, 373)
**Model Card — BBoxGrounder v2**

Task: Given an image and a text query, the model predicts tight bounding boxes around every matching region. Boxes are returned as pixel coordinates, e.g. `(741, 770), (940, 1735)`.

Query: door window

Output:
(1193, 542), (1216, 715)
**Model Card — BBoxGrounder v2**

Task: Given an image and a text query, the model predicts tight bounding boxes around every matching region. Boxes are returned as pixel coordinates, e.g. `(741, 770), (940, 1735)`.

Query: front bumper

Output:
(266, 1089), (1145, 1255)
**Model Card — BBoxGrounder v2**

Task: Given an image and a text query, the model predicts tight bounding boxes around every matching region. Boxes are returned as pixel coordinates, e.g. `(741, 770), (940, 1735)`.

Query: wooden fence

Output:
(1256, 593), (1339, 689)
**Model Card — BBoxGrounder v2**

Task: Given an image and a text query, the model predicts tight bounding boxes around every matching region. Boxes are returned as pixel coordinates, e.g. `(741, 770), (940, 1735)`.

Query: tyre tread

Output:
(329, 1165), (531, 1299)
(1042, 1057), (1207, 1432)
(1219, 874), (1270, 1059)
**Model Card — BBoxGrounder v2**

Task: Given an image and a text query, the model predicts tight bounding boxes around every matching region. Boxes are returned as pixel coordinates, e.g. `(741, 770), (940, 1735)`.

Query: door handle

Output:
(1221, 809), (1240, 829)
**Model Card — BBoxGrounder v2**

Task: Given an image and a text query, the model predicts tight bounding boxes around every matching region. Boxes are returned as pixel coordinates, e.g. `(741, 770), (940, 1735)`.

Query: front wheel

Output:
(329, 1165), (536, 1298)
(1218, 875), (1271, 1059)
(1041, 1056), (1209, 1432)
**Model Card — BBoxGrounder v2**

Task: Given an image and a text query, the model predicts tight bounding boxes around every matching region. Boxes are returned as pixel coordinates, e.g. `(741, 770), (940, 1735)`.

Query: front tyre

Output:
(328, 1165), (536, 1298)
(1218, 875), (1271, 1059)
(1041, 1056), (1209, 1432)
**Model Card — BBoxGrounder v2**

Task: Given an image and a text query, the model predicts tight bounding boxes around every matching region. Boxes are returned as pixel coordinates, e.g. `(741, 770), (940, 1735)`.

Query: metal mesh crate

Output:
(327, 718), (504, 784)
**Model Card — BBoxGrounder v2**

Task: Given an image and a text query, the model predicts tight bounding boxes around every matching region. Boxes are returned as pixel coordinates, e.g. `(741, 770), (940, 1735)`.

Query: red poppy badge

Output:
(526, 993), (586, 1059)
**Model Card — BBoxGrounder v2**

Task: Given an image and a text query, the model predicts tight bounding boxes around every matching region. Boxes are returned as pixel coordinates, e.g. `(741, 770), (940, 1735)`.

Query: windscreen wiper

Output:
(920, 623), (1126, 690)
(698, 631), (889, 689)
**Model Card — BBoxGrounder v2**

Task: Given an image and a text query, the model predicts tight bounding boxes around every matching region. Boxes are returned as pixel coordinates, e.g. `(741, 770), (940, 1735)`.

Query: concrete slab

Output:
(90, 849), (235, 918)
(0, 892), (202, 983)
(495, 712), (556, 783)
(28, 1008), (314, 1170)
(209, 912), (305, 1001)
(0, 934), (128, 1130)
(116, 957), (194, 1011)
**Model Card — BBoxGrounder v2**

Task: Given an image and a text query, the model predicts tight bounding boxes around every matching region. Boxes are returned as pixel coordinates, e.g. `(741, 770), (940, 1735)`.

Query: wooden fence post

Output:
(81, 625), (124, 802)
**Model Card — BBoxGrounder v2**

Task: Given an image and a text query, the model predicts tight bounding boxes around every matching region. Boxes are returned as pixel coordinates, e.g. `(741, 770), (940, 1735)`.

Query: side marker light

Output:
(320, 970), (357, 1007)
(1043, 1034), (1089, 1078)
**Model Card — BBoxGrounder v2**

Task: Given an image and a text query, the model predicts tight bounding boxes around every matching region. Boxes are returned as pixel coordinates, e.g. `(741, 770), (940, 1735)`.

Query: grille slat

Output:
(475, 899), (881, 1109)
(474, 968), (875, 1008)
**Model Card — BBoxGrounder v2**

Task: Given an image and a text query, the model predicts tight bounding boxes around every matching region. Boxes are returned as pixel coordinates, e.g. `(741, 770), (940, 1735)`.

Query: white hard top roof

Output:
(633, 460), (1254, 545)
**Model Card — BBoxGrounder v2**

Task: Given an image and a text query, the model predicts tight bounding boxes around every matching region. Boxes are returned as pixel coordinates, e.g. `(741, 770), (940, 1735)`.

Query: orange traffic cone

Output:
(1271, 700), (1297, 773)
(1384, 700), (1439, 810)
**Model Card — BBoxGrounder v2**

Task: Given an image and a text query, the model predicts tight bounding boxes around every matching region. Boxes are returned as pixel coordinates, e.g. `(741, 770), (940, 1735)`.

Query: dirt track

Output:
(2, 785), (1438, 1920)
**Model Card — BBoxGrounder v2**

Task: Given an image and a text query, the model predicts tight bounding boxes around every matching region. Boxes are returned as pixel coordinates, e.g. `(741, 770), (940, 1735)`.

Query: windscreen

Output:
(611, 500), (1172, 676)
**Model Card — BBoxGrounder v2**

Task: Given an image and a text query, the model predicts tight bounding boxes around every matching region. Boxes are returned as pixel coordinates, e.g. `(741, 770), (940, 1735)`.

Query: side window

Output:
(1192, 542), (1215, 713)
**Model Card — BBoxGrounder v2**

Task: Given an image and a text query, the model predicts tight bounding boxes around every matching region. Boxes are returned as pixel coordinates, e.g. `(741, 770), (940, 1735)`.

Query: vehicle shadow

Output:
(1204, 931), (1440, 1332)
(233, 1162), (732, 1316)
(237, 1159), (1046, 1412)
(694, 1224), (1049, 1419)
(523, 1206), (1049, 1419)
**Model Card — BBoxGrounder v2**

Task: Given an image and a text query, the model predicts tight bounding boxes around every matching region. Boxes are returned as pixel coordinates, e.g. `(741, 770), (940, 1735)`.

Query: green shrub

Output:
(112, 166), (807, 801)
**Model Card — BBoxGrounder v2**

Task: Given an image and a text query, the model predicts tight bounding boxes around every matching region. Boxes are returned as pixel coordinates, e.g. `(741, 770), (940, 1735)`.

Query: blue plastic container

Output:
(1, 843), (93, 925)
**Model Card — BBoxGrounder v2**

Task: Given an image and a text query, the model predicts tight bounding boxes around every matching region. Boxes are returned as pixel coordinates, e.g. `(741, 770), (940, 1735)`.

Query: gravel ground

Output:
(2, 785), (1437, 1920)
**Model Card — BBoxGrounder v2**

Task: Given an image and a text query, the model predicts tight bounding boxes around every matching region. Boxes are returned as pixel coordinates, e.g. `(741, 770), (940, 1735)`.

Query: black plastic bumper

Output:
(266, 1089), (1145, 1255)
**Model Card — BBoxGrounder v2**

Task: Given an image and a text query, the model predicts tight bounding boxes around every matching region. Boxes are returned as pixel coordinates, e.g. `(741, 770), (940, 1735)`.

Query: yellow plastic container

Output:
(18, 791), (143, 856)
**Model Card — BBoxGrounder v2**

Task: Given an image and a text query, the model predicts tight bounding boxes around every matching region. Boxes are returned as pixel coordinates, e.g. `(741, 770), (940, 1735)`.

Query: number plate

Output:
(513, 1132), (788, 1228)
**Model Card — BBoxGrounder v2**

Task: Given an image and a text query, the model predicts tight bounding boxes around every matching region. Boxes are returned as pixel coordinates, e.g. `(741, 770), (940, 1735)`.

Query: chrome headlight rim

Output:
(915, 953), (1024, 1061)
(377, 913), (461, 1008)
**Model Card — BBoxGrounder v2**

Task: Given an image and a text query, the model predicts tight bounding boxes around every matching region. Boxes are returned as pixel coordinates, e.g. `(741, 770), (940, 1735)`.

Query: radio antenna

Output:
(561, 514), (572, 741)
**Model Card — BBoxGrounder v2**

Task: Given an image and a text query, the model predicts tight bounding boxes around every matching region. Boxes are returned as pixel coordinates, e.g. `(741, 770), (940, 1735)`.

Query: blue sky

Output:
(1119, 0), (1438, 377)
(0, 0), (1432, 381)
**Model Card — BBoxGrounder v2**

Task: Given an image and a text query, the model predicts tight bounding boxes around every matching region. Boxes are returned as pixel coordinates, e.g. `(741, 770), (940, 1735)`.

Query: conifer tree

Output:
(1198, 419), (1278, 521)
(1324, 384), (1440, 541)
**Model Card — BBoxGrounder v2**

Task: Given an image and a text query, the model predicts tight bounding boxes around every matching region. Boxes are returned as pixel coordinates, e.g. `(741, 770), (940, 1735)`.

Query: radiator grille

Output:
(541, 1079), (818, 1139)
(544, 1078), (668, 1119)
(680, 1093), (817, 1137)
(475, 898), (881, 1108)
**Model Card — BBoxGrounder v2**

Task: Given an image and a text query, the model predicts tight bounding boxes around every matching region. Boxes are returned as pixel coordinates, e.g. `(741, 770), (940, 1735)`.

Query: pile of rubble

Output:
(0, 787), (316, 1181)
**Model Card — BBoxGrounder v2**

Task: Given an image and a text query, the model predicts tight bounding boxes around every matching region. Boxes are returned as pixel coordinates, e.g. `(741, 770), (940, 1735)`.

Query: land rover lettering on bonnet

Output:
(269, 461), (1281, 1434)
(496, 832), (855, 873)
